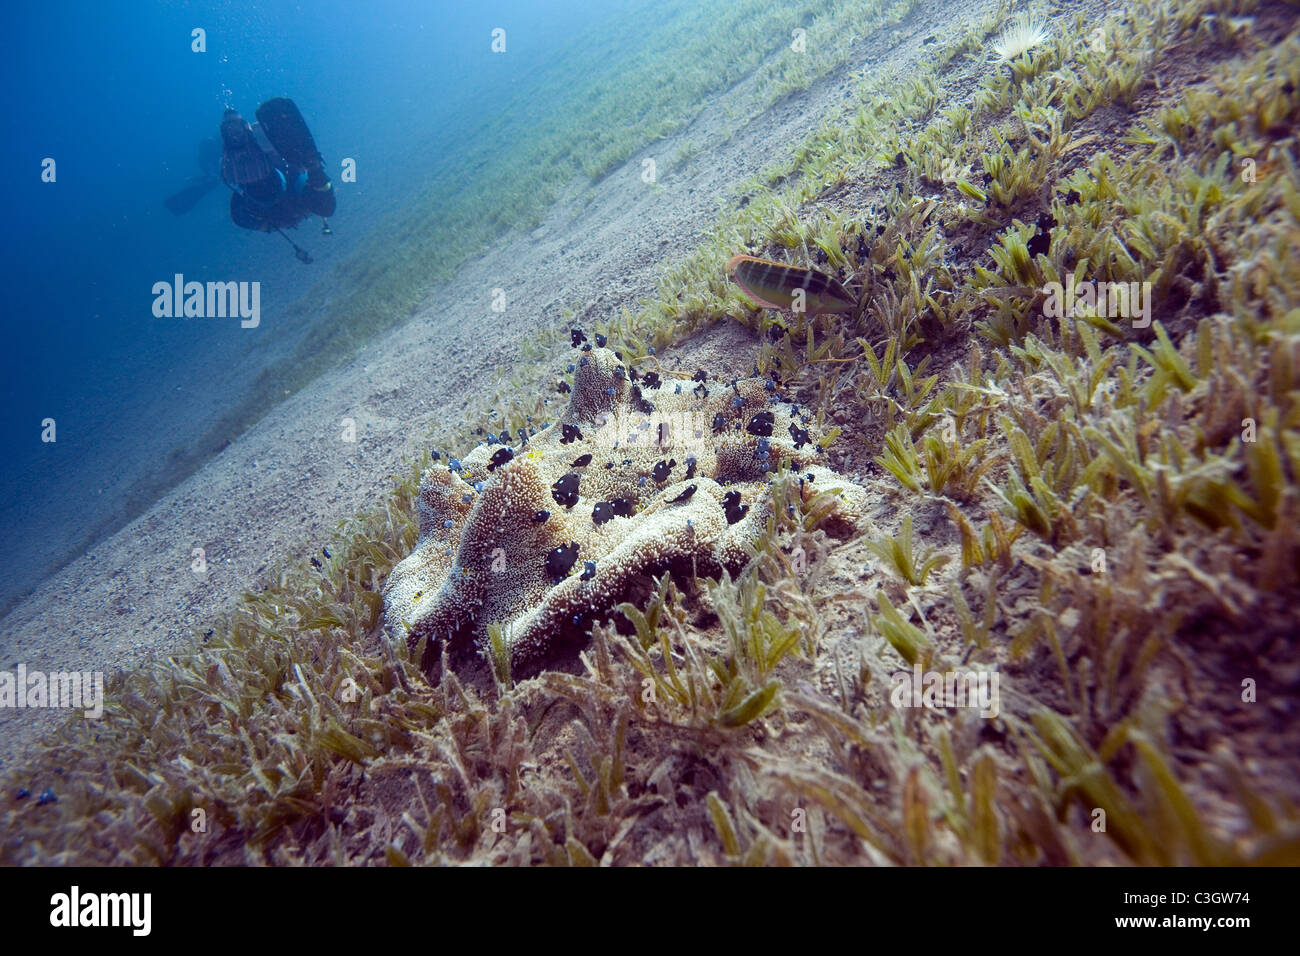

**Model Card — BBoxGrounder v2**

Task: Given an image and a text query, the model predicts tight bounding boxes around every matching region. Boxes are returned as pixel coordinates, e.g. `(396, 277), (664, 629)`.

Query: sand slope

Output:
(0, 0), (1000, 771)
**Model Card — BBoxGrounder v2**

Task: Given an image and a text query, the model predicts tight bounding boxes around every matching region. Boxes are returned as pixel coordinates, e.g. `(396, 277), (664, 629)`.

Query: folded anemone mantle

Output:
(383, 344), (870, 668)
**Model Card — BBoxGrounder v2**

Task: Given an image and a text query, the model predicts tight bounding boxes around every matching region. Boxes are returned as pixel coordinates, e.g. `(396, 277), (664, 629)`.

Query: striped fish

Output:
(727, 254), (856, 315)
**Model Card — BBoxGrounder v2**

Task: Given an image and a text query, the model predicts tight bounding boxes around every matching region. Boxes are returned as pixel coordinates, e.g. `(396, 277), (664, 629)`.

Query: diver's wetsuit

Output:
(220, 103), (335, 232)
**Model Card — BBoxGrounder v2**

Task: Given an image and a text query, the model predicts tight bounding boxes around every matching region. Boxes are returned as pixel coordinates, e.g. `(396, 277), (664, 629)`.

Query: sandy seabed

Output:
(0, 0), (1011, 770)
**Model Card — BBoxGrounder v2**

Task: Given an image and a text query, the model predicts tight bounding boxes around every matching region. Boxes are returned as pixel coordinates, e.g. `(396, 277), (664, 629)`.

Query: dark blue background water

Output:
(0, 0), (642, 615)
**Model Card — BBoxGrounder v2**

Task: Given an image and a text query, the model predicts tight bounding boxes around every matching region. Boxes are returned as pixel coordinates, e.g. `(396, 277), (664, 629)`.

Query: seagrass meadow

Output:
(4, 0), (1300, 865)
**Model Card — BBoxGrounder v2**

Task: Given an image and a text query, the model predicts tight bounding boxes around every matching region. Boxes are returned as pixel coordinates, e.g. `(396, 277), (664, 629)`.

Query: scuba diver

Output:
(217, 97), (335, 262)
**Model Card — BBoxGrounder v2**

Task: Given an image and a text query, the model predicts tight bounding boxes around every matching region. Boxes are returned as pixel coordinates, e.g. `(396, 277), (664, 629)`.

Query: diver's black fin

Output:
(255, 97), (322, 169)
(164, 175), (220, 215)
(196, 136), (222, 178)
